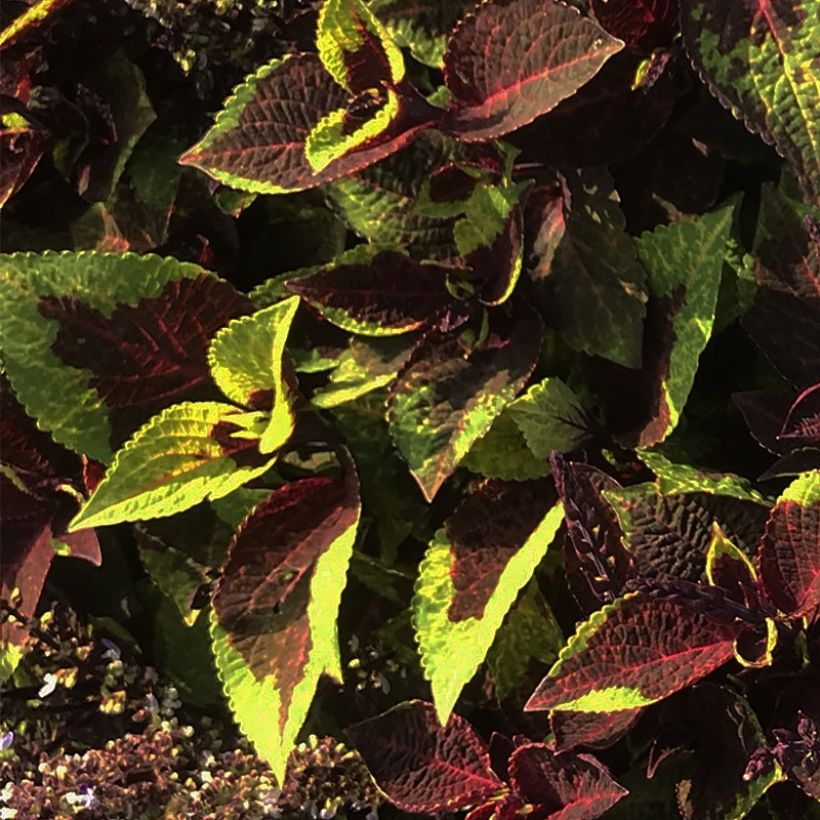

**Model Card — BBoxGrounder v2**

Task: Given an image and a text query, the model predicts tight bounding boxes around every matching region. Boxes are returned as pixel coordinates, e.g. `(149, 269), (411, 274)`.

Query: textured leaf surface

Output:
(287, 251), (453, 335)
(346, 700), (504, 812)
(207, 297), (300, 453)
(508, 742), (628, 818)
(180, 54), (433, 194)
(530, 168), (646, 368)
(465, 377), (594, 480)
(0, 124), (46, 208)
(414, 480), (562, 721)
(779, 383), (820, 443)
(680, 0), (820, 204)
(630, 201), (736, 446)
(592, 0), (679, 51)
(606, 485), (769, 582)
(68, 402), (274, 530)
(212, 471), (360, 780)
(742, 185), (820, 385)
(551, 709), (643, 752)
(318, 0), (404, 93)
(759, 470), (820, 618)
(525, 593), (743, 713)
(0, 251), (239, 461)
(443, 0), (623, 140)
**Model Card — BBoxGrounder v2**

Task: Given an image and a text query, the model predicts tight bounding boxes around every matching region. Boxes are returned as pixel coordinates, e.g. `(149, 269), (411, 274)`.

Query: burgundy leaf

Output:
(465, 796), (528, 820)
(508, 742), (628, 818)
(551, 709), (643, 752)
(0, 125), (47, 207)
(443, 0), (623, 141)
(779, 383), (820, 444)
(734, 389), (797, 455)
(525, 594), (744, 713)
(759, 449), (820, 481)
(286, 251), (454, 334)
(551, 454), (634, 609)
(469, 203), (525, 306)
(213, 472), (360, 725)
(446, 479), (556, 621)
(758, 475), (820, 619)
(592, 0), (679, 51)
(181, 54), (436, 193)
(38, 275), (250, 448)
(345, 700), (505, 812)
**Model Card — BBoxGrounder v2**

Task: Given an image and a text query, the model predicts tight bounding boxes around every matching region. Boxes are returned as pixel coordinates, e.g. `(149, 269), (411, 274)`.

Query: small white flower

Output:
(1, 807), (18, 819)
(38, 673), (58, 698)
(65, 785), (97, 810)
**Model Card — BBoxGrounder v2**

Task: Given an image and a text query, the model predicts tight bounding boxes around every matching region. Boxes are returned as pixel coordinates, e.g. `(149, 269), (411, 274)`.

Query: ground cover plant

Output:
(1, 0), (819, 817)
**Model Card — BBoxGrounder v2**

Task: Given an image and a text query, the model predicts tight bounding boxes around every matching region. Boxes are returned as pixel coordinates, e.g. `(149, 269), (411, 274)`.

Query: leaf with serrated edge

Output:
(443, 0), (623, 140)
(525, 593), (743, 713)
(67, 402), (274, 530)
(211, 472), (360, 781)
(388, 305), (543, 500)
(758, 469), (820, 618)
(346, 700), (504, 812)
(317, 0), (404, 93)
(208, 296), (300, 454)
(0, 251), (222, 462)
(180, 54), (433, 195)
(414, 481), (563, 722)
(680, 0), (820, 204)
(632, 200), (736, 446)
(287, 251), (453, 336)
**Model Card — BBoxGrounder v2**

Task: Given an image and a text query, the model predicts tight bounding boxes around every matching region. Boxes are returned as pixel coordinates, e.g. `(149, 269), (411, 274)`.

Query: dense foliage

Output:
(1, 0), (819, 817)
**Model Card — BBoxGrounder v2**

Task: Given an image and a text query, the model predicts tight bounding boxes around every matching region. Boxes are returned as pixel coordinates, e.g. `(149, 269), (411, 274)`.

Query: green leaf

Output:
(465, 377), (593, 480)
(414, 484), (563, 722)
(68, 402), (275, 530)
(318, 0), (405, 92)
(486, 581), (564, 702)
(0, 251), (212, 461)
(208, 296), (300, 454)
(388, 305), (543, 501)
(632, 201), (737, 445)
(531, 168), (647, 368)
(680, 0), (820, 205)
(638, 451), (768, 503)
(211, 472), (360, 781)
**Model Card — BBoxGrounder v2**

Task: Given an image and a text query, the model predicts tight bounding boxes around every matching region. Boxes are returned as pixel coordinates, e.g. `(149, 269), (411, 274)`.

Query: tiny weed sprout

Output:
(1, 0), (819, 817)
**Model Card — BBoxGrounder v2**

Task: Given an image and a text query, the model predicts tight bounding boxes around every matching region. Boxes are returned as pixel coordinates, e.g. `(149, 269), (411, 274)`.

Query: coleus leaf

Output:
(388, 302), (543, 501)
(508, 742), (628, 818)
(0, 251), (248, 462)
(525, 592), (745, 713)
(464, 377), (596, 480)
(591, 0), (679, 52)
(529, 167), (647, 368)
(779, 383), (820, 444)
(369, 0), (476, 68)
(0, 119), (47, 208)
(311, 335), (417, 408)
(486, 581), (564, 702)
(287, 251), (454, 335)
(551, 709), (643, 752)
(551, 454), (634, 608)
(67, 402), (274, 531)
(626, 199), (737, 446)
(413, 480), (563, 721)
(680, 0), (820, 204)
(0, 0), (72, 50)
(742, 185), (820, 386)
(326, 131), (469, 254)
(207, 296), (300, 454)
(605, 484), (769, 583)
(758, 470), (820, 619)
(212, 469), (360, 780)
(180, 54), (435, 195)
(705, 524), (761, 611)
(317, 0), (404, 93)
(345, 700), (505, 812)
(442, 0), (624, 141)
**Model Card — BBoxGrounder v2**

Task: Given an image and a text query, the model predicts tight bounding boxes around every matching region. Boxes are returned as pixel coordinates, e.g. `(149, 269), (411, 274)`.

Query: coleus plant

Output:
(1, 0), (820, 817)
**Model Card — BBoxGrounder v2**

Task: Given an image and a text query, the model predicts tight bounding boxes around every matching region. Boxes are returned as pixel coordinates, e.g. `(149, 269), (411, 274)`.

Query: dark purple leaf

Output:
(551, 709), (643, 752)
(779, 383), (820, 444)
(0, 125), (47, 208)
(592, 0), (679, 51)
(345, 700), (505, 812)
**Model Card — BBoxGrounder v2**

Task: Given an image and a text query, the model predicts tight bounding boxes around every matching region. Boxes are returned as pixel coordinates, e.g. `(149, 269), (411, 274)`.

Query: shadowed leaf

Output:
(388, 304), (543, 500)
(779, 383), (820, 443)
(346, 700), (504, 812)
(551, 709), (643, 751)
(0, 123), (46, 208)
(443, 0), (623, 140)
(592, 0), (679, 51)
